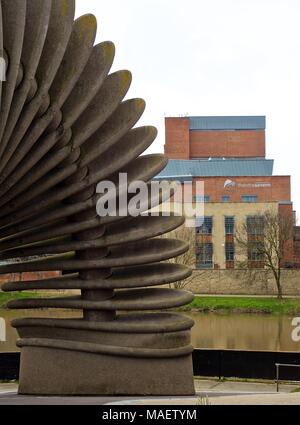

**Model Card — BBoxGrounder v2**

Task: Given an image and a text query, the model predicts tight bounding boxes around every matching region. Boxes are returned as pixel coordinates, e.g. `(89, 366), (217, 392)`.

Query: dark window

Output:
(247, 216), (264, 235)
(196, 243), (213, 269)
(248, 242), (264, 261)
(247, 216), (265, 266)
(241, 195), (258, 203)
(222, 195), (230, 202)
(225, 242), (235, 261)
(225, 216), (235, 235)
(194, 195), (210, 203)
(196, 216), (213, 234)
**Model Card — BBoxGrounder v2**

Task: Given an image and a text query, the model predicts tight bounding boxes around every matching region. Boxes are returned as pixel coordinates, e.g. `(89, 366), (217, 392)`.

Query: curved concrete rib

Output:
(0, 0), (195, 396)
(0, 0), (26, 143)
(0, 135), (161, 222)
(50, 14), (97, 108)
(3, 263), (191, 291)
(0, 215), (185, 257)
(0, 0), (52, 161)
(0, 178), (174, 240)
(61, 41), (115, 128)
(7, 288), (194, 311)
(0, 14), (98, 196)
(0, 239), (189, 272)
(11, 312), (194, 334)
(0, 3), (3, 106)
(17, 338), (193, 359)
(0, 0), (75, 177)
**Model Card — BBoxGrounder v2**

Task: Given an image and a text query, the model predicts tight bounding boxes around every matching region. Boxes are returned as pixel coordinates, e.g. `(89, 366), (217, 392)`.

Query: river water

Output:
(0, 309), (300, 353)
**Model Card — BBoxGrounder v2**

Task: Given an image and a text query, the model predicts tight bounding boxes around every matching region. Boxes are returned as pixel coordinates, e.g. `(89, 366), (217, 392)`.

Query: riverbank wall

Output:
(186, 269), (300, 296)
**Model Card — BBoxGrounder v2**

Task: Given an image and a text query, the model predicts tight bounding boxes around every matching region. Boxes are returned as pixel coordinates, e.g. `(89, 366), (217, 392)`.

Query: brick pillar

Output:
(164, 117), (190, 160)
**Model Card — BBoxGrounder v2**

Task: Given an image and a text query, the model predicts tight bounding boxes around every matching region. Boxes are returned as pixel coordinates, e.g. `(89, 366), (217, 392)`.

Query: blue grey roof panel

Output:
(189, 116), (266, 131)
(155, 159), (274, 179)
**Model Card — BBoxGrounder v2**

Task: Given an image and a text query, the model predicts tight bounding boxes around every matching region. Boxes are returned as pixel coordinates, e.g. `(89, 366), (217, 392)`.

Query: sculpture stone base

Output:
(18, 346), (195, 396)
(13, 313), (195, 396)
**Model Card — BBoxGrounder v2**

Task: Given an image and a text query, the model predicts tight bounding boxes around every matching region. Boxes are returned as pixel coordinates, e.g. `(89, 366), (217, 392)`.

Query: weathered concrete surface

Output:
(0, 0), (194, 396)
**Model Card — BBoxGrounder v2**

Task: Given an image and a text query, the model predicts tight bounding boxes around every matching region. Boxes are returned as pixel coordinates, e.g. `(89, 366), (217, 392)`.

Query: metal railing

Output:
(275, 363), (300, 392)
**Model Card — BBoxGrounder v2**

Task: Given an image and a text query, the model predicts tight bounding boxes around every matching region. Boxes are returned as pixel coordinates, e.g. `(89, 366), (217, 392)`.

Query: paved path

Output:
(194, 379), (297, 393)
(0, 379), (299, 405)
(109, 394), (300, 405)
(208, 393), (300, 405)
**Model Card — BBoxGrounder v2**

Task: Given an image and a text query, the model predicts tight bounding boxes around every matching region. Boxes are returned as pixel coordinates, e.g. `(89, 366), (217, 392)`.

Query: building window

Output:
(194, 195), (210, 203)
(247, 216), (265, 268)
(225, 216), (235, 235)
(196, 216), (213, 234)
(225, 242), (235, 261)
(241, 195), (258, 203)
(196, 243), (213, 269)
(222, 195), (230, 202)
(247, 216), (264, 235)
(248, 242), (265, 261)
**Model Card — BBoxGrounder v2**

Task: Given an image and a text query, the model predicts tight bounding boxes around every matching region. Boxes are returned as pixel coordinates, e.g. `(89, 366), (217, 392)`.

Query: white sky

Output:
(76, 0), (300, 219)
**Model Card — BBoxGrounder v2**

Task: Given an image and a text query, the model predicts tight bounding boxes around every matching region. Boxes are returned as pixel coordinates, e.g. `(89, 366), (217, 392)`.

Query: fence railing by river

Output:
(1, 350), (300, 383)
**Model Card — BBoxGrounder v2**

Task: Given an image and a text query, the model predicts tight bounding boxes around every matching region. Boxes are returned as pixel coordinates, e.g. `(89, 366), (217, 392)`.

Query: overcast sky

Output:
(76, 0), (300, 218)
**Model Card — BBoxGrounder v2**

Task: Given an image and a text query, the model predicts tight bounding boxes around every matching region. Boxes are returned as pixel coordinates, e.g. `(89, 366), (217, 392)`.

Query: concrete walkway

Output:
(110, 393), (300, 405)
(0, 383), (18, 393)
(0, 379), (299, 405)
(194, 378), (298, 393)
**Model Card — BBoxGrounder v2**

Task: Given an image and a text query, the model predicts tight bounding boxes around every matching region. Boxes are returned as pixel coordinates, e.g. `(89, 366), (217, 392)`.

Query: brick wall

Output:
(164, 117), (266, 159)
(190, 130), (265, 159)
(165, 118), (190, 159)
(0, 272), (60, 286)
(193, 175), (291, 203)
(185, 269), (300, 296)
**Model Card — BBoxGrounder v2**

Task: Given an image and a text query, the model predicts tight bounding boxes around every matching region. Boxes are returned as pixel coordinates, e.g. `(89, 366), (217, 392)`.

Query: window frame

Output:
(196, 216), (213, 235)
(225, 241), (235, 262)
(194, 195), (210, 203)
(225, 216), (235, 235)
(241, 195), (258, 203)
(196, 242), (214, 269)
(247, 215), (265, 236)
(248, 241), (265, 261)
(222, 195), (230, 203)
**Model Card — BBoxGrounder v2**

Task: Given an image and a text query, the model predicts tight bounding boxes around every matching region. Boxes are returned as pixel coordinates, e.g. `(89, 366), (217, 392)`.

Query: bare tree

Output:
(235, 211), (294, 299)
(164, 225), (203, 290)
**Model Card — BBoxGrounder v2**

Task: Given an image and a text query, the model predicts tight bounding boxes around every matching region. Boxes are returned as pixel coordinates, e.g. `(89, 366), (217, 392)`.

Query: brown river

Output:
(0, 309), (300, 353)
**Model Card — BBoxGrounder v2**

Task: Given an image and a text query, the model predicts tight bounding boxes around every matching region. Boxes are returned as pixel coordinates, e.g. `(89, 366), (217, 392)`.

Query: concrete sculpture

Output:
(0, 0), (195, 395)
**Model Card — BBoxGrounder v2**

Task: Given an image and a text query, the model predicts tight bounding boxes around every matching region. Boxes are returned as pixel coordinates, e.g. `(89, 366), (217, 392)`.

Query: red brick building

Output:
(165, 116), (266, 160)
(156, 116), (298, 269)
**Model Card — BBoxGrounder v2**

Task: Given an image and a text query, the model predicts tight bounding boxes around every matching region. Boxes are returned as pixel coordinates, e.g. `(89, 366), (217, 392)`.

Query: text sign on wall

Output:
(224, 179), (272, 189)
